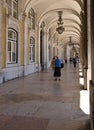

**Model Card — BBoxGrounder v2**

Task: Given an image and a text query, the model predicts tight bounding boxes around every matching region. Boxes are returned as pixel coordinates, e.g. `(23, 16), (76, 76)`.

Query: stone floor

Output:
(0, 63), (90, 130)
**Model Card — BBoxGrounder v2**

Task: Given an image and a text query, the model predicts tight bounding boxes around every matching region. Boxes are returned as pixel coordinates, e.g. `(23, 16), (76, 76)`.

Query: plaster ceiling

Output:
(22, 0), (84, 47)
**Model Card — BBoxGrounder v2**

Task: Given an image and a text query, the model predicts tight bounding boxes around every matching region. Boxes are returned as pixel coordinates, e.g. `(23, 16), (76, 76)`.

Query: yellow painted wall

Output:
(2, 7), (6, 68)
(19, 20), (23, 65)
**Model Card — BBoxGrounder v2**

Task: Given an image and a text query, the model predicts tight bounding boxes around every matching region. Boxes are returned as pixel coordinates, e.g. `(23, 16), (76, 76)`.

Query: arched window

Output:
(28, 8), (35, 30)
(8, 28), (18, 63)
(29, 37), (35, 62)
(6, 0), (18, 19)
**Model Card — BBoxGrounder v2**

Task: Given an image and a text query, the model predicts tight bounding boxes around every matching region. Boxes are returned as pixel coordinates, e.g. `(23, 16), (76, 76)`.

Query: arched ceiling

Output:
(22, 0), (84, 47)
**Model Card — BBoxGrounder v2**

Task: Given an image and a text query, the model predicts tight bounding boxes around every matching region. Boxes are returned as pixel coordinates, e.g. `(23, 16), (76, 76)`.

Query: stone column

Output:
(80, 1), (88, 90)
(22, 12), (29, 75)
(64, 46), (67, 60)
(90, 0), (94, 129)
(19, 15), (24, 66)
(79, 27), (84, 73)
(87, 0), (91, 89)
(37, 25), (43, 71)
(42, 27), (48, 69)
(0, 0), (3, 83)
(46, 32), (50, 66)
(90, 81), (94, 130)
(50, 41), (54, 59)
(35, 25), (39, 64)
(0, 0), (3, 69)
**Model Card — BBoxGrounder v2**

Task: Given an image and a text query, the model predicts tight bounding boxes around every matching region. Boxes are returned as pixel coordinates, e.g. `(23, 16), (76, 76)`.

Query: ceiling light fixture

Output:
(56, 11), (65, 34)
(69, 36), (73, 46)
(69, 36), (77, 52)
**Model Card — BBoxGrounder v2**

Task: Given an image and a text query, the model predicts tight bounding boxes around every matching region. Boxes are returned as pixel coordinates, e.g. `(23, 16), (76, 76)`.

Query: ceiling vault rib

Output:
(22, 0), (83, 47)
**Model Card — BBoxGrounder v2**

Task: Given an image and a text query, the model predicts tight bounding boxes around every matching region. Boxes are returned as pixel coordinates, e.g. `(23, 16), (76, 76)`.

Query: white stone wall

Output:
(24, 63), (36, 75)
(0, 1), (50, 83)
(2, 66), (23, 82)
(1, 64), (38, 82)
(6, 67), (20, 81)
(0, 3), (38, 82)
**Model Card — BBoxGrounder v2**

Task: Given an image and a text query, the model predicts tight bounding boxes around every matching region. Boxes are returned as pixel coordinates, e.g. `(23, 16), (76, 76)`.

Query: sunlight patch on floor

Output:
(79, 77), (84, 85)
(79, 69), (84, 85)
(80, 90), (90, 115)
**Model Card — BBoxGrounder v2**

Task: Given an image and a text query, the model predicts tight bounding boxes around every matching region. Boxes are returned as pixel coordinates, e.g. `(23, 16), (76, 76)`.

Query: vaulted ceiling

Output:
(21, 0), (84, 47)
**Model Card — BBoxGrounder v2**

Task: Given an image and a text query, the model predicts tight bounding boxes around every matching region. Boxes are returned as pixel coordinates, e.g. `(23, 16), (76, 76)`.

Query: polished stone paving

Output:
(0, 63), (90, 130)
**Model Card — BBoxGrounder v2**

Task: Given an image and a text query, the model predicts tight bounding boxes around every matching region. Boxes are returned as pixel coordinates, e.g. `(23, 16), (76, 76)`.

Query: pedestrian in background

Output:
(73, 57), (77, 68)
(54, 56), (61, 80)
(70, 57), (72, 64)
(51, 56), (55, 70)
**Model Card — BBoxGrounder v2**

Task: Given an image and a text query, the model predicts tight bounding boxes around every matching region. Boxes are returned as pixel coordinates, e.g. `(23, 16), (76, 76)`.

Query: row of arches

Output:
(0, 0), (94, 129)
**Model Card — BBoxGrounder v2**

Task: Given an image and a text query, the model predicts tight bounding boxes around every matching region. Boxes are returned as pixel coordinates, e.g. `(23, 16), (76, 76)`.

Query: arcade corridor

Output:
(0, 63), (90, 130)
(1, 0), (94, 129)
